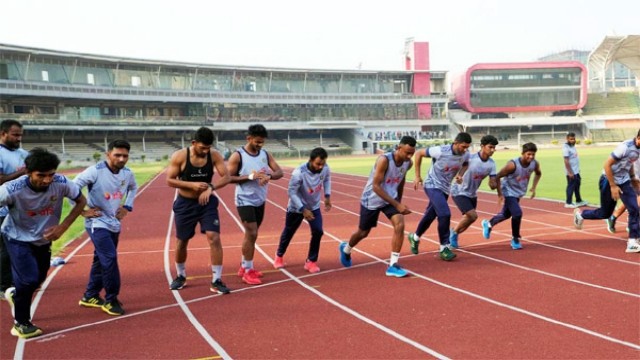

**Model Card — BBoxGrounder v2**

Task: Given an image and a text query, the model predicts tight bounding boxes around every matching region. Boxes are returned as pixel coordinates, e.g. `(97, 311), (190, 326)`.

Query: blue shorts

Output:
(173, 194), (220, 241)
(453, 195), (478, 214)
(358, 204), (400, 231)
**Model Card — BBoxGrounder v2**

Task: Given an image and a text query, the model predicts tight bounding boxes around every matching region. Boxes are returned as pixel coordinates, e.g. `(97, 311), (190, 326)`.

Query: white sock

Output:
(244, 260), (254, 269)
(176, 263), (186, 277)
(211, 265), (222, 282)
(343, 243), (352, 254)
(440, 244), (447, 251)
(390, 252), (400, 266)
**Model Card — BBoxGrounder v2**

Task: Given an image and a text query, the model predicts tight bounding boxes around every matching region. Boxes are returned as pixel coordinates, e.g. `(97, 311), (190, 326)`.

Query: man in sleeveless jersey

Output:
(227, 124), (283, 285)
(481, 142), (542, 250)
(449, 135), (499, 248)
(75, 140), (137, 316)
(338, 136), (415, 278)
(274, 147), (331, 273)
(0, 119), (28, 300)
(166, 127), (231, 294)
(563, 132), (587, 208)
(573, 131), (640, 253)
(408, 132), (472, 261)
(1, 148), (86, 339)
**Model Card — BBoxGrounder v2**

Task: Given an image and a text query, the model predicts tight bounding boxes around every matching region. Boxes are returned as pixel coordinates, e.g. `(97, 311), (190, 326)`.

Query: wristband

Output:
(208, 183), (215, 190)
(248, 173), (255, 180)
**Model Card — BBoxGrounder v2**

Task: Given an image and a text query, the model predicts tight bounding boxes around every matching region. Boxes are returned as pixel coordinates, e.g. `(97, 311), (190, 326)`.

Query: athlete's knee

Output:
(466, 211), (478, 222)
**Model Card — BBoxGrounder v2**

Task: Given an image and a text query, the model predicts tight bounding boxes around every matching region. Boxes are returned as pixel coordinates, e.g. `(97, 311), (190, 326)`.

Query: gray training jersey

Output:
(424, 145), (470, 194)
(234, 147), (270, 207)
(608, 139), (640, 185)
(0, 146), (28, 217)
(74, 161), (138, 233)
(502, 157), (538, 198)
(451, 152), (496, 198)
(287, 162), (331, 212)
(0, 174), (81, 244)
(562, 143), (580, 175)
(361, 152), (411, 210)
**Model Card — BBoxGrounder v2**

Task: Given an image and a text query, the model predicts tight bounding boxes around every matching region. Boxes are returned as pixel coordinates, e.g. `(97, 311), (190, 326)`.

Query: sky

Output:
(1, 0), (638, 76)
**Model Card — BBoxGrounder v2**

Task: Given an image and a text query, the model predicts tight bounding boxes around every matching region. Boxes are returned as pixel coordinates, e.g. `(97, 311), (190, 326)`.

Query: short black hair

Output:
(0, 119), (22, 133)
(522, 142), (538, 153)
(399, 136), (417, 147)
(247, 124), (268, 138)
(309, 147), (328, 161)
(193, 127), (214, 145)
(108, 139), (131, 152)
(25, 148), (60, 172)
(566, 132), (576, 138)
(480, 135), (498, 146)
(454, 132), (472, 144)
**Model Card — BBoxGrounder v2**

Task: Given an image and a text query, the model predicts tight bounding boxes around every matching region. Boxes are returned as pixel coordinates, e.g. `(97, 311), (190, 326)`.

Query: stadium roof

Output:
(588, 35), (640, 90)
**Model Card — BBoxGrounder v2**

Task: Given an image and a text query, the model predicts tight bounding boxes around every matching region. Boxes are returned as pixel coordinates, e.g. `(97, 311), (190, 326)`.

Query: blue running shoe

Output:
(449, 229), (459, 248)
(339, 242), (352, 267)
(385, 263), (408, 278)
(510, 237), (522, 250)
(482, 219), (491, 239)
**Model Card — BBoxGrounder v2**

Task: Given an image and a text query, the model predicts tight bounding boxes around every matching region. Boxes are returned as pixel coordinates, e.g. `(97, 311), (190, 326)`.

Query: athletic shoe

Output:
(11, 322), (42, 339)
(5, 287), (15, 317)
(605, 216), (616, 234)
(303, 260), (320, 274)
(564, 203), (576, 208)
(481, 220), (492, 239)
(170, 275), (187, 290)
(101, 299), (124, 316)
(449, 229), (459, 249)
(273, 256), (285, 269)
(242, 269), (263, 285)
(625, 239), (640, 253)
(338, 242), (352, 267)
(576, 200), (588, 207)
(385, 263), (408, 278)
(210, 279), (231, 294)
(510, 237), (523, 250)
(237, 266), (264, 278)
(407, 233), (420, 254)
(79, 295), (106, 308)
(439, 247), (456, 261)
(573, 208), (583, 230)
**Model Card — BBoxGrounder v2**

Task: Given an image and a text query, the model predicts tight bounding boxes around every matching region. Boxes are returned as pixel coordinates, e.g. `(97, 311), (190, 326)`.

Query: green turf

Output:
(52, 162), (166, 255)
(279, 145), (614, 204)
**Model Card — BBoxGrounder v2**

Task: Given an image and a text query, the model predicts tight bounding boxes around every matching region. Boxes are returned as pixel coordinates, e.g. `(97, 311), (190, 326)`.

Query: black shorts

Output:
(173, 194), (220, 241)
(237, 204), (266, 227)
(358, 204), (400, 231)
(453, 196), (478, 214)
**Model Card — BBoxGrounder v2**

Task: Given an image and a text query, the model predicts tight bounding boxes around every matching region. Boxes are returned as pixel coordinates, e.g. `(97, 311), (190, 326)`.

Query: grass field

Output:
(279, 145), (614, 205)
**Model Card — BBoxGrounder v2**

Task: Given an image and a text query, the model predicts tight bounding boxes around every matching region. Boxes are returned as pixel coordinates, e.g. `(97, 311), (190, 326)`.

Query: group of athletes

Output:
(1, 120), (638, 339)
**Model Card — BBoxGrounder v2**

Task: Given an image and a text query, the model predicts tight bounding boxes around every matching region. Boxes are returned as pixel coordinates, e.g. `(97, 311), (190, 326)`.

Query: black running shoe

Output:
(170, 275), (186, 290)
(11, 322), (43, 339)
(79, 295), (106, 308)
(102, 299), (125, 316)
(210, 279), (231, 294)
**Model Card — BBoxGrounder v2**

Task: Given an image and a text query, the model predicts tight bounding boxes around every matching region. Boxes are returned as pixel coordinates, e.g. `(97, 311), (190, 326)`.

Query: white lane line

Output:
(218, 194), (450, 359)
(163, 190), (231, 360)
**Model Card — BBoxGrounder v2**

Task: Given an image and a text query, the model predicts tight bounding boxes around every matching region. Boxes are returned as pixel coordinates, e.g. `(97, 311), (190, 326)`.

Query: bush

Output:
(92, 152), (102, 163)
(575, 139), (581, 145)
(551, 139), (559, 145)
(584, 139), (593, 145)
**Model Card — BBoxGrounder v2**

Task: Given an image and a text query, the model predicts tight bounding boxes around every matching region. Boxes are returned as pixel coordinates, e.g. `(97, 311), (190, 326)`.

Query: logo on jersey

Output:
(26, 206), (54, 217)
(104, 191), (124, 200)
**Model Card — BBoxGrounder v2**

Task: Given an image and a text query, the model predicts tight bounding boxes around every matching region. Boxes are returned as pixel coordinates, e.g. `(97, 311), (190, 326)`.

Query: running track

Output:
(1, 168), (639, 359)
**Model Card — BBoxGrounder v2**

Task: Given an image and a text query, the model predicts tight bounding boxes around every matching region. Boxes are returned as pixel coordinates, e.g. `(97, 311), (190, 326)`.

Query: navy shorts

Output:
(358, 203), (400, 231)
(453, 195), (478, 214)
(173, 194), (220, 241)
(237, 204), (266, 227)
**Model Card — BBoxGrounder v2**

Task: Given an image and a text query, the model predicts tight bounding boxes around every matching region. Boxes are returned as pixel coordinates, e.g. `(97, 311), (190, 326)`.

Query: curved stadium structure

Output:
(0, 41), (450, 161)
